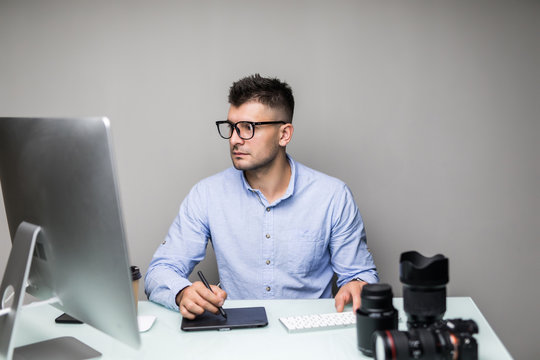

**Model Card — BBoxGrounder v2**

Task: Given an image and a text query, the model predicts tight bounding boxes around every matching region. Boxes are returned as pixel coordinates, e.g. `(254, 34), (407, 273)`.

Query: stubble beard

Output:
(230, 144), (281, 173)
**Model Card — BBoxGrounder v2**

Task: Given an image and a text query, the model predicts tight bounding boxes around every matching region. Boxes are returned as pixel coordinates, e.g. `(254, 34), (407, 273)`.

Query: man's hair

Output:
(228, 74), (295, 123)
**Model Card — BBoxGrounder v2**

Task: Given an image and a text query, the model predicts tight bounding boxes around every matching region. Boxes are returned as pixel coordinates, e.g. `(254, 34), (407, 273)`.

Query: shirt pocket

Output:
(285, 230), (326, 275)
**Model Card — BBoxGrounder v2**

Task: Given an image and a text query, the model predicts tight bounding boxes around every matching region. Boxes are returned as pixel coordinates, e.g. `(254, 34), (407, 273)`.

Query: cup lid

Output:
(130, 265), (142, 280)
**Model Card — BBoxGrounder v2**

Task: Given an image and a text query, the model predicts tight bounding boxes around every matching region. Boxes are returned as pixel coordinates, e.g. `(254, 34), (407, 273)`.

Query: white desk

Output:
(13, 297), (512, 359)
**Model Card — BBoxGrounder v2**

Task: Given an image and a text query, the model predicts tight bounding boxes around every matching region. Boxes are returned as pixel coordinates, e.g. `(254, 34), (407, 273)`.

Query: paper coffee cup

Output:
(130, 266), (142, 312)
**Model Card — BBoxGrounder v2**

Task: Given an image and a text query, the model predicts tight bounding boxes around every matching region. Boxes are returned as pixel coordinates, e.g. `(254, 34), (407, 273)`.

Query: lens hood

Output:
(400, 251), (449, 286)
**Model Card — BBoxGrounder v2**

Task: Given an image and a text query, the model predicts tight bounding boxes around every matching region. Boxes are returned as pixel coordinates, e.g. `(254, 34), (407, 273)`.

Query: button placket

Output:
(262, 205), (274, 297)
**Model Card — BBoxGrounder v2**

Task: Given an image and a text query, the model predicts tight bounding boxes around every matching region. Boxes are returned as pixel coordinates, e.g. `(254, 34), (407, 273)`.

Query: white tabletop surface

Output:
(13, 297), (512, 359)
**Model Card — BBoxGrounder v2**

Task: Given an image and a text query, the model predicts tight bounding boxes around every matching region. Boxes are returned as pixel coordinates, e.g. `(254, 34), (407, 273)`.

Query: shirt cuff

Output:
(353, 272), (379, 285)
(167, 278), (193, 311)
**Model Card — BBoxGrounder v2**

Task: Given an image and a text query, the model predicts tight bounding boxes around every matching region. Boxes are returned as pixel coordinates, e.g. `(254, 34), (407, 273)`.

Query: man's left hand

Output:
(334, 279), (367, 312)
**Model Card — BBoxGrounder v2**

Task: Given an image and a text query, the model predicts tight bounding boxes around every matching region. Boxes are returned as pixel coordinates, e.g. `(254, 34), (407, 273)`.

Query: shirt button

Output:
(266, 260), (271, 265)
(266, 286), (271, 292)
(265, 234), (271, 239)
(266, 207), (271, 212)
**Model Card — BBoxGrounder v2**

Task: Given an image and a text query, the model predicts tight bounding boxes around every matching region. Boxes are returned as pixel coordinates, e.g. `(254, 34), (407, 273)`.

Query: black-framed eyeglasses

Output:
(215, 120), (286, 140)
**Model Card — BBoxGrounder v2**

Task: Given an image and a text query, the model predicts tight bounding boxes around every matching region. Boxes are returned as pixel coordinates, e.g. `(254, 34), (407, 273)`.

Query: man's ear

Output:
(279, 123), (294, 147)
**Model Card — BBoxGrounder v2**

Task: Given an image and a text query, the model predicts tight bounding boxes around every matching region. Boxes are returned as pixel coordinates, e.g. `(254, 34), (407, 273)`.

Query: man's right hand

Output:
(175, 281), (228, 320)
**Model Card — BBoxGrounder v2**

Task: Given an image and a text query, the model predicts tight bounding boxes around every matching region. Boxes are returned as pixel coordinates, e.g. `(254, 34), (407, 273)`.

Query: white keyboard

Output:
(279, 311), (356, 333)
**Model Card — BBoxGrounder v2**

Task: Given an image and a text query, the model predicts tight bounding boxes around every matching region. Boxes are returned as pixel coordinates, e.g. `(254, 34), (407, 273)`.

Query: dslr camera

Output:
(368, 251), (479, 360)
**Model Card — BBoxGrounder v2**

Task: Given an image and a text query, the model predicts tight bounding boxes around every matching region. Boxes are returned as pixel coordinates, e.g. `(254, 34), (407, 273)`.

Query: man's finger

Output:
(335, 292), (350, 312)
(180, 300), (205, 319)
(196, 286), (224, 307)
(210, 284), (227, 302)
(180, 305), (195, 319)
(351, 291), (362, 312)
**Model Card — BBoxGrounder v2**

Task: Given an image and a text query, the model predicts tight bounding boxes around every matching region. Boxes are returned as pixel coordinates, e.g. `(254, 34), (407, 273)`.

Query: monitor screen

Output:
(0, 117), (140, 358)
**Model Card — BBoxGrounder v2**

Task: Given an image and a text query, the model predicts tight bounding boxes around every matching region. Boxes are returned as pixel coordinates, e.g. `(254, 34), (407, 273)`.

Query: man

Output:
(145, 74), (378, 319)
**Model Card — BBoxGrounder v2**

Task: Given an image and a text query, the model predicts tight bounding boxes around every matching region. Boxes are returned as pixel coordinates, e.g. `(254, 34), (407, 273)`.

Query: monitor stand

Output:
(0, 222), (101, 360)
(13, 337), (100, 360)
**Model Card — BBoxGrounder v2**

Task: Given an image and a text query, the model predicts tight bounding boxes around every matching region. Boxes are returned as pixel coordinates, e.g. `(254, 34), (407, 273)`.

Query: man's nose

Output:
(229, 126), (244, 146)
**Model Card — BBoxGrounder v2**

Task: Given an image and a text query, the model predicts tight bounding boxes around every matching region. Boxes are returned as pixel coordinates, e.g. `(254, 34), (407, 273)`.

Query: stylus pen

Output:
(197, 270), (227, 319)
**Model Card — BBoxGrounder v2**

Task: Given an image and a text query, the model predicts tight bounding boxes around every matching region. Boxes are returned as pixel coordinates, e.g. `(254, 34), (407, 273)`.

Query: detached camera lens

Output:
(400, 251), (449, 328)
(356, 283), (398, 357)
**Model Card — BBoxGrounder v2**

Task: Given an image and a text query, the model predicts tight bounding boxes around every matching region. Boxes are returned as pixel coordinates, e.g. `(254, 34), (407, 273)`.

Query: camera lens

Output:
(373, 330), (409, 360)
(400, 251), (449, 328)
(373, 329), (437, 360)
(372, 319), (479, 360)
(356, 283), (398, 357)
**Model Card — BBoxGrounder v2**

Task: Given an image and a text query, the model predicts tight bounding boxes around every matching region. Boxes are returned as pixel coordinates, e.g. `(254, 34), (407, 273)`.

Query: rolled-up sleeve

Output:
(144, 183), (210, 310)
(329, 184), (379, 287)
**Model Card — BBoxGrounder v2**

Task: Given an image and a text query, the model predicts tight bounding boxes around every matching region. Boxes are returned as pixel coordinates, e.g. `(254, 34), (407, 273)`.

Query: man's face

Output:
(227, 101), (286, 172)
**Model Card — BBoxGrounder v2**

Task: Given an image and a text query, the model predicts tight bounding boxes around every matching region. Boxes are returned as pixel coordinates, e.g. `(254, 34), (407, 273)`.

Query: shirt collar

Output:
(282, 154), (296, 201)
(239, 154), (296, 206)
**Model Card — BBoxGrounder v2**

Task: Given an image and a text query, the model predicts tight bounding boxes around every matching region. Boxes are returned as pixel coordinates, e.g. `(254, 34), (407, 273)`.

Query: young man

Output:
(145, 74), (378, 319)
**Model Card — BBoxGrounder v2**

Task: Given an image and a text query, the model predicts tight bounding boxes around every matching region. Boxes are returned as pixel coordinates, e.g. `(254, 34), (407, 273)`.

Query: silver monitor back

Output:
(0, 117), (140, 350)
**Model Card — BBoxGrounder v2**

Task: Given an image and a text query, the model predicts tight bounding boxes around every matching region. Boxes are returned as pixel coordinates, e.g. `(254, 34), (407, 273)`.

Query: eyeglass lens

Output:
(218, 122), (254, 140)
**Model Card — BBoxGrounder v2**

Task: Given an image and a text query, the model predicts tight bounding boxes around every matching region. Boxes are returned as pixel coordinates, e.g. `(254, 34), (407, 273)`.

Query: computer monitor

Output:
(0, 117), (140, 359)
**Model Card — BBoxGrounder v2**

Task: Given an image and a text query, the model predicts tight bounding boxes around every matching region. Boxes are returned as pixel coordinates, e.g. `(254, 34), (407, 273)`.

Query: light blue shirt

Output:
(145, 156), (378, 310)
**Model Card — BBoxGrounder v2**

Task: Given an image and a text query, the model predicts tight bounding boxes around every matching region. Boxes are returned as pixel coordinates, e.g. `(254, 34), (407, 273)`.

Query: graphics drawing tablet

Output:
(181, 306), (268, 331)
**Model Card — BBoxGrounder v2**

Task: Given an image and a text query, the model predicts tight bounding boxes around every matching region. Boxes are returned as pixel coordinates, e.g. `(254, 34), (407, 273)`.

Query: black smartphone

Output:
(55, 313), (83, 324)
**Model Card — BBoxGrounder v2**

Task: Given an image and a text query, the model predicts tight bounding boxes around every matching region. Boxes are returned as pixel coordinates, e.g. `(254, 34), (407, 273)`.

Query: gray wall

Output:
(1, 1), (538, 358)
